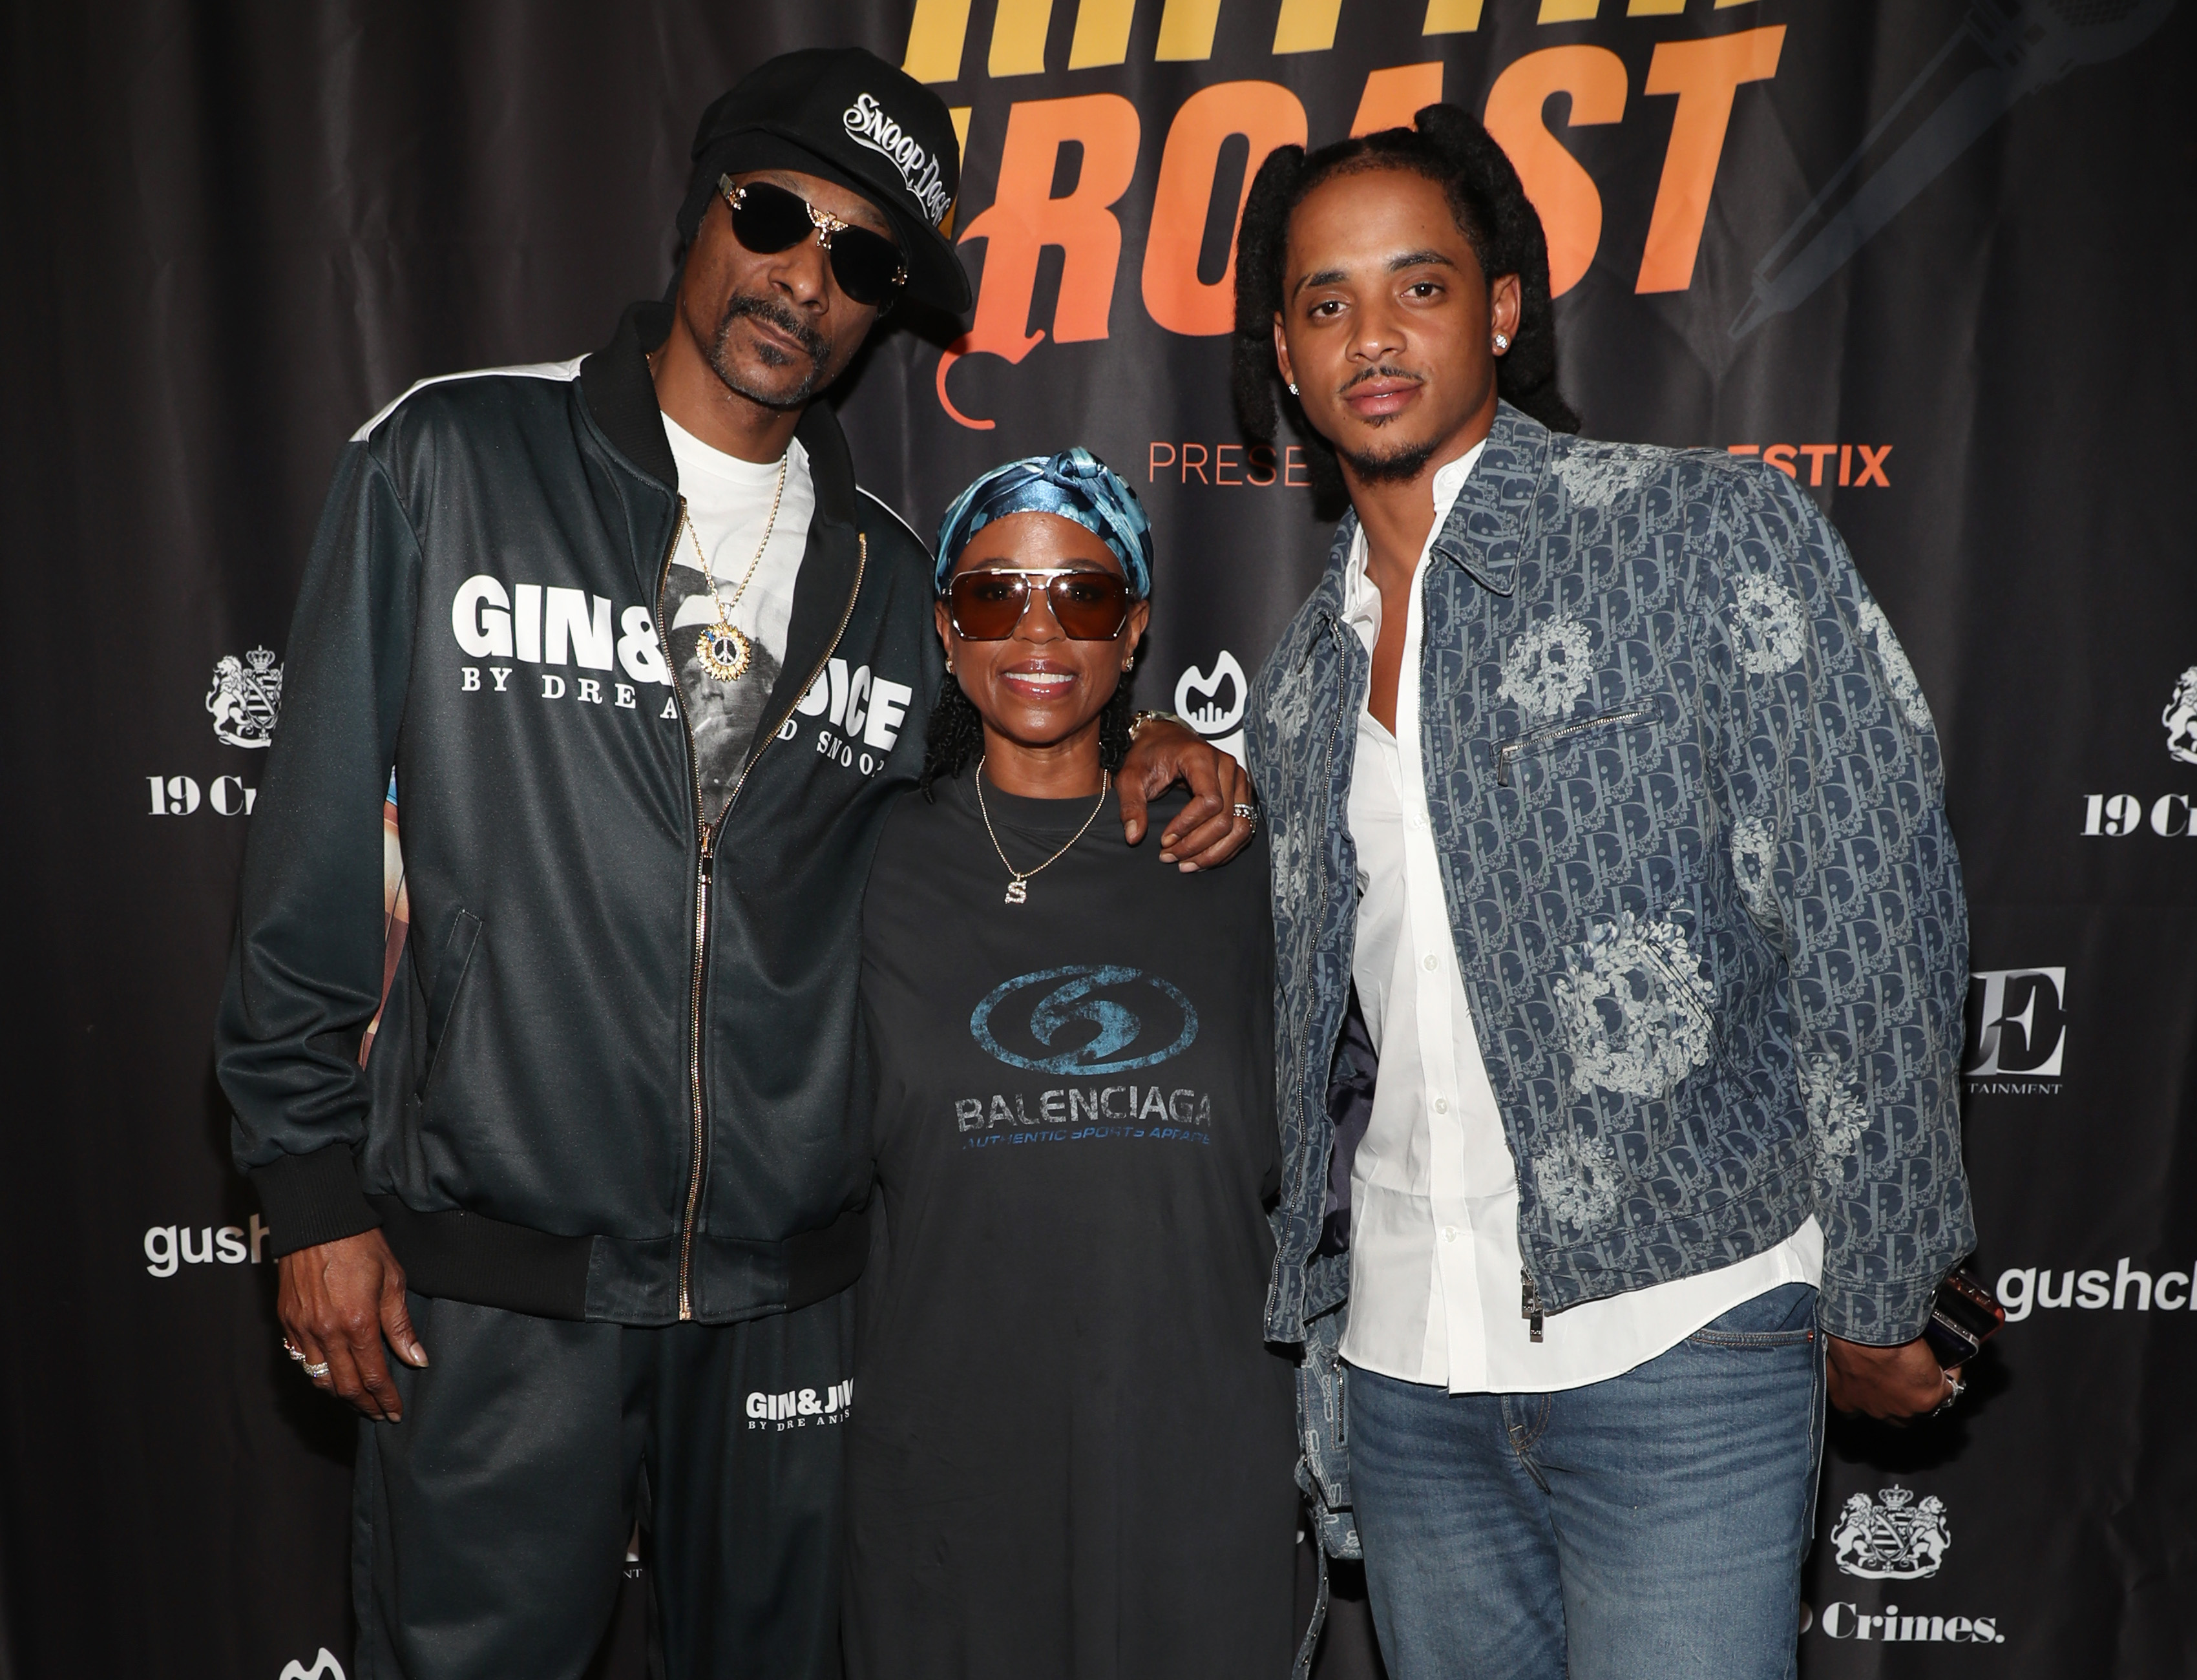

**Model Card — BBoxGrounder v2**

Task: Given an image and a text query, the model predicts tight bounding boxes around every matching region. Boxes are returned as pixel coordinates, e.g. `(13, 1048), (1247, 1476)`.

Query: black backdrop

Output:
(4, 1), (2194, 1675)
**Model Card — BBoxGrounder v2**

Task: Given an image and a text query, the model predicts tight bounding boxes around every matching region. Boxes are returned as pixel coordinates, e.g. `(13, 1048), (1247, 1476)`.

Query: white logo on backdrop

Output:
(279, 1650), (344, 1680)
(1175, 653), (1246, 735)
(1830, 1485), (1951, 1580)
(1964, 967), (2066, 1080)
(1175, 651), (1247, 764)
(2163, 666), (2197, 766)
(206, 647), (283, 748)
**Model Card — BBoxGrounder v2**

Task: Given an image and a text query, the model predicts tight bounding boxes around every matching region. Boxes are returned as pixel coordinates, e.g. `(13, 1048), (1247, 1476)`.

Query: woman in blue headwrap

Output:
(845, 450), (1298, 1677)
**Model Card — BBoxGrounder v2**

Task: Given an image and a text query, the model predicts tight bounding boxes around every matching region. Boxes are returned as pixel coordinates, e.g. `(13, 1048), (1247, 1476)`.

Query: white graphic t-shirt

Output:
(659, 414), (815, 828)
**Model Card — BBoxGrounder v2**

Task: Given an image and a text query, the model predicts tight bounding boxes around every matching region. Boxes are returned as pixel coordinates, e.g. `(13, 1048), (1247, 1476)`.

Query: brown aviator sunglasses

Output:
(943, 569), (1135, 640)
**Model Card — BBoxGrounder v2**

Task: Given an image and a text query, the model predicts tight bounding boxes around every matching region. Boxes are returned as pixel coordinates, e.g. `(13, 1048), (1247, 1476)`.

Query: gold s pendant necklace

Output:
(974, 756), (1109, 905)
(689, 452), (790, 682)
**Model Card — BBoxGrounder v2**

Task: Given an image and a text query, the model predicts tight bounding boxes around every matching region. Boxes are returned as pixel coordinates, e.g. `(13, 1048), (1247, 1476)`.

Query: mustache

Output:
(717, 291), (829, 364)
(1339, 364), (1422, 394)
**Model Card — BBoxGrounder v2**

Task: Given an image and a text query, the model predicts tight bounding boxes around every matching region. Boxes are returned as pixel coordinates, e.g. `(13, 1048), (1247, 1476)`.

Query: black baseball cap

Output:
(678, 48), (971, 315)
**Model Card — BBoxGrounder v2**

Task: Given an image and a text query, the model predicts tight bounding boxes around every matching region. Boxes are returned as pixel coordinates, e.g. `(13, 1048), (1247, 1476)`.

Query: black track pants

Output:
(351, 1288), (856, 1680)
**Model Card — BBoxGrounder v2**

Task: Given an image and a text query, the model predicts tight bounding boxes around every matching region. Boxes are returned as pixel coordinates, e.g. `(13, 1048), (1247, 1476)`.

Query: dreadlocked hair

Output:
(1231, 102), (1581, 502)
(918, 664), (1138, 799)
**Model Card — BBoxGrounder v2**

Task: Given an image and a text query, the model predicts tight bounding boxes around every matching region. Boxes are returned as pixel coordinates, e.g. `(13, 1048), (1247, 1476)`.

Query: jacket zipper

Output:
(1305, 614), (1356, 1283)
(1321, 618), (1349, 772)
(1493, 701), (1654, 787)
(1521, 1268), (1546, 1342)
(665, 529), (868, 1321)
(653, 497), (711, 1322)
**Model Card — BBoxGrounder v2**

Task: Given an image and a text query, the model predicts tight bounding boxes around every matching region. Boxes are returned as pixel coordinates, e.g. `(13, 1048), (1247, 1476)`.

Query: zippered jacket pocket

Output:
(416, 908), (481, 1097)
(1494, 701), (1656, 786)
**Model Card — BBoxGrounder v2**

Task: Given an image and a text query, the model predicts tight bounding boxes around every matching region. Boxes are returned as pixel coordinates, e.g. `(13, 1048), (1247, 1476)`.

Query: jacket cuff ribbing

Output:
(249, 1144), (380, 1257)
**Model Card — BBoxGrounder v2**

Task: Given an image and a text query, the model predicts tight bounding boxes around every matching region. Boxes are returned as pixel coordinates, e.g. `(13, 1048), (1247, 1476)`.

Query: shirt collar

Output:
(1342, 438), (1488, 628)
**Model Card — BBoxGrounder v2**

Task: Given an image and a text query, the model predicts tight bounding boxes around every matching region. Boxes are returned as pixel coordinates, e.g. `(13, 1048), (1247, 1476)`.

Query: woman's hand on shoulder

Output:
(1117, 719), (1258, 870)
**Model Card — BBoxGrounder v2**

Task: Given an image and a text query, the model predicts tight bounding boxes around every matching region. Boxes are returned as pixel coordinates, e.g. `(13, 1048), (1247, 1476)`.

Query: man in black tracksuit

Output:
(215, 50), (1252, 1679)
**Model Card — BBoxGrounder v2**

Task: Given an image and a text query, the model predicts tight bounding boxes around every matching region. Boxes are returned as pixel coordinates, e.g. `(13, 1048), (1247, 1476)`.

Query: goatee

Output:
(709, 292), (833, 410)
(1341, 437), (1438, 484)
(1334, 364), (1436, 483)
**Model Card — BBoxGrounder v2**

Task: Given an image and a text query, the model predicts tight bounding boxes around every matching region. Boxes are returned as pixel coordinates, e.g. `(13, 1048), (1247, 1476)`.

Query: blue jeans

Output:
(1348, 1281), (1825, 1680)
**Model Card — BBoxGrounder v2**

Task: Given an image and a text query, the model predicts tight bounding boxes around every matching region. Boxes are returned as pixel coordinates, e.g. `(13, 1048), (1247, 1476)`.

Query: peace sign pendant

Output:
(697, 620), (752, 683)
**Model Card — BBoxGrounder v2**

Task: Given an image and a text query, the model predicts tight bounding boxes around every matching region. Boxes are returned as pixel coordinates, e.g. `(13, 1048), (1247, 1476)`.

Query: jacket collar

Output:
(579, 302), (680, 490)
(576, 300), (859, 535)
(1426, 402), (1550, 598)
(1309, 401), (1552, 630)
(580, 300), (868, 778)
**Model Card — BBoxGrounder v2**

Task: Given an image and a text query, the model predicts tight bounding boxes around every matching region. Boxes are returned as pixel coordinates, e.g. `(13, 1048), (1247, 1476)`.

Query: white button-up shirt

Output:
(1337, 444), (1822, 1394)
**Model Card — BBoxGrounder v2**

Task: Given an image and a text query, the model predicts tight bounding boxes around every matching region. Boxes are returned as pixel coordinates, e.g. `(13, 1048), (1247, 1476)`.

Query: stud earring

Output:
(1492, 333), (1510, 352)
(1125, 653), (1137, 671)
(1287, 381), (1299, 395)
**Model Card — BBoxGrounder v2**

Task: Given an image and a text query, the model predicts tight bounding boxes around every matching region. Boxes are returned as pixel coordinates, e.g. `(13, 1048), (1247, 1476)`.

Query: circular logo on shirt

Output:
(970, 965), (1199, 1075)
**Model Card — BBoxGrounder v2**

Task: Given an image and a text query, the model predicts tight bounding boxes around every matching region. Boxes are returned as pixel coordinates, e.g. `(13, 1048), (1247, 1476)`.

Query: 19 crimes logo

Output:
(1809, 1601), (2005, 1646)
(207, 647), (283, 747)
(1805, 1485), (2006, 1647)
(145, 647), (286, 816)
(2079, 664), (2197, 837)
(1829, 1485), (1949, 1579)
(745, 1378), (853, 1432)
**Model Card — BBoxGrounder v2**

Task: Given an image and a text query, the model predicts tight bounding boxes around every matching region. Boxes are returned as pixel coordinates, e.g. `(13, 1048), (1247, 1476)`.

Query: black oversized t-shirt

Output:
(847, 772), (1297, 1680)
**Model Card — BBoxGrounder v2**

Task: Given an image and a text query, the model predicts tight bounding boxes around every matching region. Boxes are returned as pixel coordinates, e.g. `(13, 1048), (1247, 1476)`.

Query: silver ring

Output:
(302, 1360), (331, 1380)
(1933, 1374), (1964, 1414)
(1232, 803), (1260, 826)
(282, 1339), (306, 1363)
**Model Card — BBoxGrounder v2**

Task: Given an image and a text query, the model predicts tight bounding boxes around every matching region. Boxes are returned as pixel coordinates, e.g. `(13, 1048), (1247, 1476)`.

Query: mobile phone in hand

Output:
(1922, 1268), (2006, 1369)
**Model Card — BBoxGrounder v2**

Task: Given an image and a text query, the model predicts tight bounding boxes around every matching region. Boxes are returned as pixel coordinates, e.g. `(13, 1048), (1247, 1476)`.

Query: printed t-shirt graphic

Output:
(846, 776), (1296, 1679)
(659, 415), (815, 827)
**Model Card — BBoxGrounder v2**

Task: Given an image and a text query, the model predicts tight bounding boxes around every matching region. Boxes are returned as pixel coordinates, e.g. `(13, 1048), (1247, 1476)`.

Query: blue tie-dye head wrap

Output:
(934, 448), (1153, 598)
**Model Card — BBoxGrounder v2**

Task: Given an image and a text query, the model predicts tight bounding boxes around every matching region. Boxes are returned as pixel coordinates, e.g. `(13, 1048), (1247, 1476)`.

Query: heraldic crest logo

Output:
(206, 647), (283, 748)
(2162, 666), (2197, 767)
(1830, 1484), (1951, 1580)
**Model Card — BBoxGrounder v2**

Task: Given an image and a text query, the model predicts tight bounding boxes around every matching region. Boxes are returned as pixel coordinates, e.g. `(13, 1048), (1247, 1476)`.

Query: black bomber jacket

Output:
(216, 300), (942, 1325)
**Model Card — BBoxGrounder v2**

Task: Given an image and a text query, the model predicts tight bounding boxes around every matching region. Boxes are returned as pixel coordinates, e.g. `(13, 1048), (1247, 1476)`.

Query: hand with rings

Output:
(277, 1230), (428, 1421)
(282, 1336), (333, 1380)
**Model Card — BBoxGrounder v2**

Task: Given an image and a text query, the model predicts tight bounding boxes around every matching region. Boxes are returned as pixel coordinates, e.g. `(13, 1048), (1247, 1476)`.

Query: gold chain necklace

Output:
(688, 451), (790, 682)
(974, 757), (1110, 906)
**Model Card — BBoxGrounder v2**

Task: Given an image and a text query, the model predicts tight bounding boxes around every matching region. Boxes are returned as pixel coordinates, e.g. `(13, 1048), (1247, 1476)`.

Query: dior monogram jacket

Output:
(1249, 404), (1973, 1546)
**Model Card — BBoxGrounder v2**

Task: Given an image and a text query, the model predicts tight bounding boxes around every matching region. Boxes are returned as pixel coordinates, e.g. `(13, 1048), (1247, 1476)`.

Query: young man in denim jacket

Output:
(1232, 107), (1974, 1679)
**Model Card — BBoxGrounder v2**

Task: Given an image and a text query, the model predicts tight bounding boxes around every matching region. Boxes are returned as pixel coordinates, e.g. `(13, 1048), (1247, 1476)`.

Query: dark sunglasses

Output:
(719, 176), (907, 308)
(944, 568), (1134, 641)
